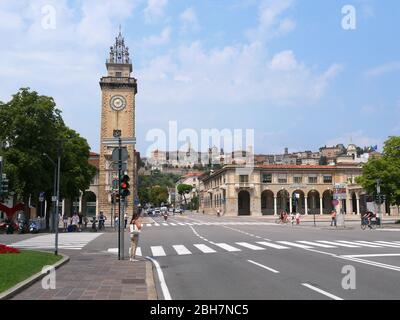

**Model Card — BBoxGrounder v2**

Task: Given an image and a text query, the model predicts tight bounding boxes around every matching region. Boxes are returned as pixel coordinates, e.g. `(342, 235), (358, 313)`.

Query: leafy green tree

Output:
(148, 185), (168, 206)
(356, 136), (400, 210)
(177, 184), (193, 205)
(0, 88), (96, 219)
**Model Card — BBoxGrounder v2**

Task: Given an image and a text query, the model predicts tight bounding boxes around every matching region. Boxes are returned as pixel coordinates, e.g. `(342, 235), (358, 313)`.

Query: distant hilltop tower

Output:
(98, 28), (138, 219)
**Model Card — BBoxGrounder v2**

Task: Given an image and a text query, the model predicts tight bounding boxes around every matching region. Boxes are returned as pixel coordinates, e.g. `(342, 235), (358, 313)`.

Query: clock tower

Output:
(98, 29), (138, 220)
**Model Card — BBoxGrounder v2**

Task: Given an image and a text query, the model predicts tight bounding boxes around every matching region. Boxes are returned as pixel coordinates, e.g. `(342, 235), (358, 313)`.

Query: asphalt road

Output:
(2, 213), (400, 300)
(138, 213), (400, 300)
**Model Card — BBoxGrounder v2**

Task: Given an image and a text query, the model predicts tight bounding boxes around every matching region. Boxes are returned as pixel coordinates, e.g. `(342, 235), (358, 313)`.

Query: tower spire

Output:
(108, 27), (131, 64)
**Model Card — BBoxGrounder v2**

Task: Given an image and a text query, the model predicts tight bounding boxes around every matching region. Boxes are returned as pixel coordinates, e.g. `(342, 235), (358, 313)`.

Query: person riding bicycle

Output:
(362, 211), (374, 229)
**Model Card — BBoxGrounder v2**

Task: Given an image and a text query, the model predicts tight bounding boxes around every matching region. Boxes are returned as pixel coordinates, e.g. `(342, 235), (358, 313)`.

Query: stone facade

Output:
(199, 164), (398, 217)
(98, 31), (138, 220)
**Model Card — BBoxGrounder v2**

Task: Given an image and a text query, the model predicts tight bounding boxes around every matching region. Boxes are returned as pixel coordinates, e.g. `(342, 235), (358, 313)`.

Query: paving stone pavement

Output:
(11, 252), (157, 300)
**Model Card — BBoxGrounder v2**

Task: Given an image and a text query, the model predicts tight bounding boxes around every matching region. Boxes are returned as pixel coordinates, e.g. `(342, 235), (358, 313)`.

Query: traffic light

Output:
(120, 174), (130, 197)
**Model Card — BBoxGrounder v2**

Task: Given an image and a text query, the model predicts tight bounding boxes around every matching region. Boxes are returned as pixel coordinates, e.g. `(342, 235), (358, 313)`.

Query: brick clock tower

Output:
(98, 30), (138, 220)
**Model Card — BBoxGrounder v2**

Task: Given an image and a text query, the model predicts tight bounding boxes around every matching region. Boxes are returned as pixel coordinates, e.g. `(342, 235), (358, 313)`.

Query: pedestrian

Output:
(72, 212), (79, 232)
(84, 216), (89, 229)
(290, 212), (295, 226)
(114, 215), (119, 231)
(63, 214), (68, 232)
(295, 212), (301, 225)
(124, 213), (128, 229)
(78, 213), (83, 231)
(129, 214), (142, 262)
(331, 210), (337, 227)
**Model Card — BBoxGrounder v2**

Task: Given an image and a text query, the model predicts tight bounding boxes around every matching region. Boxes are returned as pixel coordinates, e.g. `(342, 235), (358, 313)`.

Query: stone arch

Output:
(277, 189), (290, 213)
(238, 190), (251, 216)
(307, 190), (320, 215)
(322, 190), (333, 214)
(292, 190), (305, 214)
(261, 190), (274, 215)
(82, 191), (97, 217)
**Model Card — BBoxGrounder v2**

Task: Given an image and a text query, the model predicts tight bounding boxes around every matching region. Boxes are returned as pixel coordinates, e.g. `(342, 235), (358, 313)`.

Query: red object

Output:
(0, 244), (20, 254)
(0, 203), (25, 220)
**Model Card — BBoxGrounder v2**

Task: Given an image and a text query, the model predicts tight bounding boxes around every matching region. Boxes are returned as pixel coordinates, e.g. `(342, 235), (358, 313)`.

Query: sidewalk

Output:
(11, 251), (157, 300)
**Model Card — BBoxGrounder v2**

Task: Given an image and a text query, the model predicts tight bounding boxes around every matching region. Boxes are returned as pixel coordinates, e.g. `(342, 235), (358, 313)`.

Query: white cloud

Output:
(144, 0), (168, 24)
(137, 41), (342, 107)
(312, 64), (343, 99)
(365, 62), (400, 77)
(247, 0), (296, 42)
(142, 27), (171, 46)
(180, 7), (199, 32)
(269, 50), (300, 71)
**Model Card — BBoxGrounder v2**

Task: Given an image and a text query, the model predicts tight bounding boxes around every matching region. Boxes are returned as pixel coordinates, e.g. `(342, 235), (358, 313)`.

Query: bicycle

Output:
(361, 217), (379, 230)
(275, 217), (289, 225)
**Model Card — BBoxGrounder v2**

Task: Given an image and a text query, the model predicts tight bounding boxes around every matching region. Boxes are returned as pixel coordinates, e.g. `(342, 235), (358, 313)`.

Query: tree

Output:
(177, 184), (193, 206)
(0, 88), (96, 219)
(356, 136), (400, 210)
(148, 185), (168, 206)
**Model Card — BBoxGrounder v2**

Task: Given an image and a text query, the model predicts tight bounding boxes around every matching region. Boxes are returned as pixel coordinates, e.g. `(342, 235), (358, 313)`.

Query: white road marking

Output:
(169, 223), (177, 226)
(151, 246), (166, 257)
(235, 242), (265, 251)
(162, 223), (169, 226)
(11, 233), (103, 250)
(341, 241), (382, 248)
(185, 223), (193, 226)
(154, 223), (160, 226)
(214, 243), (241, 252)
(136, 247), (142, 256)
(317, 240), (360, 248)
(178, 223), (186, 226)
(146, 256), (171, 300)
(374, 241), (400, 247)
(343, 253), (400, 258)
(301, 283), (343, 300)
(256, 242), (290, 249)
(297, 241), (336, 248)
(146, 224), (152, 227)
(193, 244), (217, 253)
(247, 260), (279, 273)
(173, 245), (192, 255)
(277, 241), (313, 249)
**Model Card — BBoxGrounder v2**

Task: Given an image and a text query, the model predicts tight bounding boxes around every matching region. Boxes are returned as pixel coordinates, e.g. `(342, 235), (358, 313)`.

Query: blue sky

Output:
(0, 0), (399, 156)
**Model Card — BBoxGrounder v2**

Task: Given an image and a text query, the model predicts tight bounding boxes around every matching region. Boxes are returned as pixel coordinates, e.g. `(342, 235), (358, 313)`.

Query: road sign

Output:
(134, 199), (140, 205)
(112, 147), (129, 162)
(52, 196), (57, 202)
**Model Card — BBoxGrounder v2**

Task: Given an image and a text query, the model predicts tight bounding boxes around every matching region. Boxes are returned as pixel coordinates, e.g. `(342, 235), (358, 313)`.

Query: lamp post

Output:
(43, 148), (61, 256)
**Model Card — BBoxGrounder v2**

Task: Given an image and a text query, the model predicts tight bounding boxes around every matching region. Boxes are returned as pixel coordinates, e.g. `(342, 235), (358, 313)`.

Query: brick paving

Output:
(12, 252), (157, 300)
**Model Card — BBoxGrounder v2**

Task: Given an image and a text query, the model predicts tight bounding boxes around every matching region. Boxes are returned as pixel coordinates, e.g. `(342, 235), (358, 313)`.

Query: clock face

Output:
(110, 95), (127, 111)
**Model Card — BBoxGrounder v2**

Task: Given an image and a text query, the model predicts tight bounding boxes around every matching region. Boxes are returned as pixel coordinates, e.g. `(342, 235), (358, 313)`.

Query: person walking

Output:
(129, 215), (142, 262)
(72, 212), (79, 232)
(290, 212), (295, 226)
(114, 215), (119, 231)
(78, 213), (83, 232)
(295, 212), (301, 225)
(124, 213), (128, 229)
(62, 214), (68, 232)
(330, 210), (337, 227)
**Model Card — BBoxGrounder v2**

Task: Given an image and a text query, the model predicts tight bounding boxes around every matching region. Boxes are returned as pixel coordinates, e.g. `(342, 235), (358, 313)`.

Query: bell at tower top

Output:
(106, 27), (133, 74)
(101, 27), (137, 93)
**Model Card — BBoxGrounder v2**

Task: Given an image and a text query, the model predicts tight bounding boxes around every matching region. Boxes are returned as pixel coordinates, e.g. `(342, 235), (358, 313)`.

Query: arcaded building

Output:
(199, 164), (393, 216)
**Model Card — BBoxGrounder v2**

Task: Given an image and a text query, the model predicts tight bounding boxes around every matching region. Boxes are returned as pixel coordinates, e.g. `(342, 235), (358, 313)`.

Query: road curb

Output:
(0, 252), (70, 300)
(145, 260), (158, 300)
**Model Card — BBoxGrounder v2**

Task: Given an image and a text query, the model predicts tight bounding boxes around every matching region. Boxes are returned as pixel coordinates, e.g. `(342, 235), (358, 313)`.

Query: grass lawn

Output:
(0, 250), (62, 293)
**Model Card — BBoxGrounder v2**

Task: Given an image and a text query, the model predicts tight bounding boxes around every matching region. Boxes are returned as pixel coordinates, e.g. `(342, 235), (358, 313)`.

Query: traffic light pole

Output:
(118, 137), (124, 260)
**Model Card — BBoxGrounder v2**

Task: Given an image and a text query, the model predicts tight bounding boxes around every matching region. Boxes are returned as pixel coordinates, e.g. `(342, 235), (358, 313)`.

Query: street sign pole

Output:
(118, 137), (122, 260)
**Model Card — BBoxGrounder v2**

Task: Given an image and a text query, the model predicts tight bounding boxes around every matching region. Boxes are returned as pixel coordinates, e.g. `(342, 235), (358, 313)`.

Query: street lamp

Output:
(43, 148), (61, 256)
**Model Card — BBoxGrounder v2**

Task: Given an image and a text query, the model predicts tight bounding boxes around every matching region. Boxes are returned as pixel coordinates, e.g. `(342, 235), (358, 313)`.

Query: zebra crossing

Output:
(128, 239), (400, 258)
(143, 221), (275, 227)
(10, 233), (103, 250)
